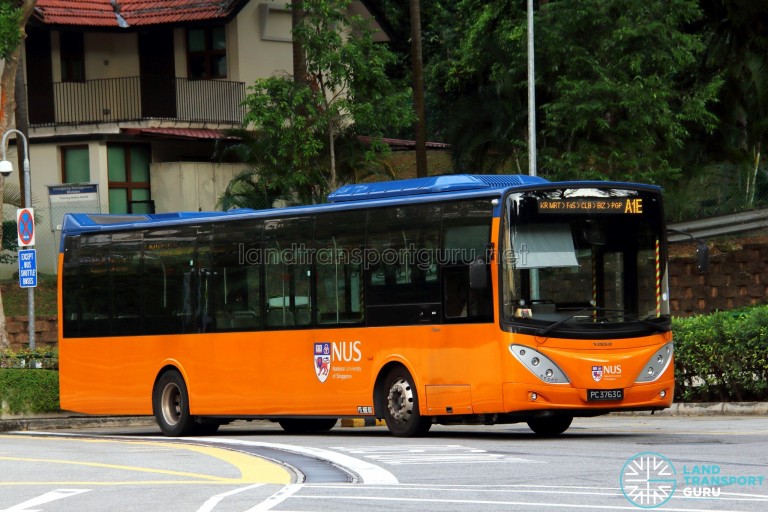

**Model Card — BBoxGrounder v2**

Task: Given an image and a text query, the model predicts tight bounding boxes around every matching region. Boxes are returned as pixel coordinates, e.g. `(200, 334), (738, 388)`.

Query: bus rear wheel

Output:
(527, 415), (573, 436)
(278, 418), (338, 433)
(153, 370), (196, 437)
(382, 367), (432, 437)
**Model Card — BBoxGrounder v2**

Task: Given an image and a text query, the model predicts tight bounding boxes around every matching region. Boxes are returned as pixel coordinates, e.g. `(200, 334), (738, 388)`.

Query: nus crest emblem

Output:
(592, 365), (604, 382)
(314, 342), (331, 383)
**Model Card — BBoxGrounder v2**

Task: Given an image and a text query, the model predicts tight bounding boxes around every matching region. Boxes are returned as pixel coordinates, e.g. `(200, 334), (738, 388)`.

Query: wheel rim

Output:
(160, 382), (182, 427)
(387, 377), (414, 424)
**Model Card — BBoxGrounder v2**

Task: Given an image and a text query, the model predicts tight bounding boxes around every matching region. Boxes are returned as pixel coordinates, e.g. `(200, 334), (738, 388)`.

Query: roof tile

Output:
(34, 0), (244, 27)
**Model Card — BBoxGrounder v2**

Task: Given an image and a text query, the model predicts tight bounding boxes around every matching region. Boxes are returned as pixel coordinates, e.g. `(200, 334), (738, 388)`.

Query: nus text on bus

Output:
(58, 174), (674, 437)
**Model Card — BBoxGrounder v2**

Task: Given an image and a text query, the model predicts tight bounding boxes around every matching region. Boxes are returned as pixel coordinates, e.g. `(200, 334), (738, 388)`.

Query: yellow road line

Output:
(0, 435), (291, 485)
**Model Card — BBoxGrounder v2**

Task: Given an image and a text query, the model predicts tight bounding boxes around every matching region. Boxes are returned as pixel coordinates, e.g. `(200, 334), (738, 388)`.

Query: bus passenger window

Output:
(263, 216), (314, 329)
(211, 220), (263, 332)
(315, 212), (365, 326)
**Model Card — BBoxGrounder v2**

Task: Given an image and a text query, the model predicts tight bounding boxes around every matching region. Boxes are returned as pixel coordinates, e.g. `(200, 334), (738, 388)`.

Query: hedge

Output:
(1, 306), (767, 415)
(673, 305), (768, 402)
(0, 369), (60, 415)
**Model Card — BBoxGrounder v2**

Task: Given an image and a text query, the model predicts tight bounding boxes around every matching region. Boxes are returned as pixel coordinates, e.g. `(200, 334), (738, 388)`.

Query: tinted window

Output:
(143, 227), (198, 334)
(79, 234), (111, 337)
(110, 232), (143, 335)
(263, 217), (314, 328)
(211, 220), (263, 331)
(315, 212), (365, 326)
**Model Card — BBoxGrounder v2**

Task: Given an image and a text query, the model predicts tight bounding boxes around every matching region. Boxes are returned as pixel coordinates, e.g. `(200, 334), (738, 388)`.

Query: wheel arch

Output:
(373, 360), (420, 419)
(153, 362), (191, 407)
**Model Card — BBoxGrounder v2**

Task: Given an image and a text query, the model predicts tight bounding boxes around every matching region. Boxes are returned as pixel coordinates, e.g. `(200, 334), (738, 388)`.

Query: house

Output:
(3, 0), (387, 274)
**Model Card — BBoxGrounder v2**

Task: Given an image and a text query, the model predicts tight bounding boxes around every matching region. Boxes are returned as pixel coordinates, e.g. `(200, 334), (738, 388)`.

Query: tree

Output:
(696, 0), (768, 208)
(425, 0), (720, 185)
(231, 0), (413, 205)
(0, 0), (36, 349)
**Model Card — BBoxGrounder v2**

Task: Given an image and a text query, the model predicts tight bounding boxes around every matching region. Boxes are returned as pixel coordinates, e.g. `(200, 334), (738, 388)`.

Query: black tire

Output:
(527, 415), (573, 436)
(152, 370), (196, 437)
(381, 367), (432, 437)
(192, 421), (221, 436)
(278, 418), (338, 434)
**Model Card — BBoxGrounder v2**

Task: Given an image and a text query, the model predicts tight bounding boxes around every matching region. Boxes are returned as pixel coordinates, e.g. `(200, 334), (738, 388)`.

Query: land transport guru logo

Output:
(620, 452), (766, 508)
(620, 452), (677, 508)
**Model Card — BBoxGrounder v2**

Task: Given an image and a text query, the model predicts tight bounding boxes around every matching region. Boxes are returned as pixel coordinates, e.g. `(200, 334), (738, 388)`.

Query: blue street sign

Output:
(18, 249), (37, 288)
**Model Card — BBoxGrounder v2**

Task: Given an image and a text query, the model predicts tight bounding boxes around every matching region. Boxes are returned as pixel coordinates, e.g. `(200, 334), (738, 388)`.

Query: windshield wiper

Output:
(535, 306), (606, 336)
(535, 307), (669, 336)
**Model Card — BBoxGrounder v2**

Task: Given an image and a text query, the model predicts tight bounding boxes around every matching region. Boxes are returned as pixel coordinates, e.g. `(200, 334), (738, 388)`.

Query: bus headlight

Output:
(635, 342), (673, 383)
(510, 345), (570, 384)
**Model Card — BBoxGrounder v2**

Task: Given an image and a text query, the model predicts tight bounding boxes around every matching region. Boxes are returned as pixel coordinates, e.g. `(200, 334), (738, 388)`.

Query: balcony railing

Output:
(28, 76), (247, 128)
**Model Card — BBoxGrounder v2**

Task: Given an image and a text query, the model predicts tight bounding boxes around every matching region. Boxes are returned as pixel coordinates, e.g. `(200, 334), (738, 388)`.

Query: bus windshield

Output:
(501, 186), (670, 336)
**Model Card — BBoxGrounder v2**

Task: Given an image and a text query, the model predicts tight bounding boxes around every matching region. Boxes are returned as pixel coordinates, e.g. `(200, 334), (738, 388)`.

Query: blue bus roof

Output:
(59, 174), (662, 240)
(327, 174), (548, 202)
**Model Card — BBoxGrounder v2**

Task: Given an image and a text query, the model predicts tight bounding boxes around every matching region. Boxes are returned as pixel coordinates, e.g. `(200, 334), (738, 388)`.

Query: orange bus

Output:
(58, 174), (674, 437)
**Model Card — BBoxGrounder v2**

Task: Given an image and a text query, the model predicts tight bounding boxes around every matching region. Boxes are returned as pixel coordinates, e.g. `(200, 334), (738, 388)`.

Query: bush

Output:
(673, 305), (768, 402)
(0, 369), (60, 415)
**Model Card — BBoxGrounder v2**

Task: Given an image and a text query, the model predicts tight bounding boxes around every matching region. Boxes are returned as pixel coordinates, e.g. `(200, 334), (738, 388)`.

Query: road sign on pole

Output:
(17, 208), (35, 247)
(19, 249), (37, 288)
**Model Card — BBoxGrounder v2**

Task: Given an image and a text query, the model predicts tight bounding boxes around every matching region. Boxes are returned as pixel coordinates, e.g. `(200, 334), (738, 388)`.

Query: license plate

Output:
(587, 389), (624, 401)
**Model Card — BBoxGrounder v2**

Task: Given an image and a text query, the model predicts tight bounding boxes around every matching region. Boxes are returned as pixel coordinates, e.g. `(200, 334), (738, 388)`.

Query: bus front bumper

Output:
(502, 379), (675, 414)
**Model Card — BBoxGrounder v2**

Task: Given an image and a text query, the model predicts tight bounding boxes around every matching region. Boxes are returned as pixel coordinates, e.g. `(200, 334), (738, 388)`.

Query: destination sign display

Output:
(538, 197), (644, 214)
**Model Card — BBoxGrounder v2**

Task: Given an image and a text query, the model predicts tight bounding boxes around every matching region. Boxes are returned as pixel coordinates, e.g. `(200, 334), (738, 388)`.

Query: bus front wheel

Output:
(153, 370), (196, 437)
(382, 367), (432, 437)
(527, 415), (573, 436)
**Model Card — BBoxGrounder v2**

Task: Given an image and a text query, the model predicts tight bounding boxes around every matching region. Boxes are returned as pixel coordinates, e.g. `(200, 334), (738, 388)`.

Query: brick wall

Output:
(669, 239), (768, 316)
(6, 316), (58, 351)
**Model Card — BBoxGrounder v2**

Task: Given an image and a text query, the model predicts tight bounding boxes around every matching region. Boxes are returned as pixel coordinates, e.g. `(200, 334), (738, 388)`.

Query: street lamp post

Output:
(0, 129), (35, 349)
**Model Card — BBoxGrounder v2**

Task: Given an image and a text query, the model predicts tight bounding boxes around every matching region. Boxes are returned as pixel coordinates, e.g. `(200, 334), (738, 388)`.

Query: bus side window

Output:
(441, 200), (494, 323)
(143, 227), (198, 335)
(366, 205), (441, 326)
(62, 235), (81, 338)
(263, 216), (315, 329)
(78, 234), (111, 337)
(315, 212), (365, 326)
(211, 220), (263, 332)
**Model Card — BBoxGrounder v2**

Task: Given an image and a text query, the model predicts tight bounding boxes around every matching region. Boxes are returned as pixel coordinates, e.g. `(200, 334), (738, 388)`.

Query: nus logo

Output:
(332, 340), (362, 362)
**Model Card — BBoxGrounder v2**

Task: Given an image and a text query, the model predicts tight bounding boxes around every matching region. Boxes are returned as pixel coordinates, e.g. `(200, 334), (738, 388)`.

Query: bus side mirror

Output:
(469, 258), (488, 290)
(696, 242), (709, 274)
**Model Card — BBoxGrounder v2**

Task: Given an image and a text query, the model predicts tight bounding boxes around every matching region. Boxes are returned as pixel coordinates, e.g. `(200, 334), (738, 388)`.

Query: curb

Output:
(1, 403), (765, 433)
(340, 418), (386, 428)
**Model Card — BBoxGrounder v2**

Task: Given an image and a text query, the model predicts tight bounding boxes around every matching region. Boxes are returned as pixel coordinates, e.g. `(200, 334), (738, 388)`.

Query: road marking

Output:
(188, 437), (398, 484)
(196, 483), (265, 512)
(330, 444), (540, 465)
(0, 435), (290, 485)
(243, 484), (302, 512)
(1, 489), (89, 512)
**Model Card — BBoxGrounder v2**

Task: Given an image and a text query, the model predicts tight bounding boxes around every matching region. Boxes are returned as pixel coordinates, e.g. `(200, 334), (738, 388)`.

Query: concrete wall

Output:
(150, 162), (243, 212)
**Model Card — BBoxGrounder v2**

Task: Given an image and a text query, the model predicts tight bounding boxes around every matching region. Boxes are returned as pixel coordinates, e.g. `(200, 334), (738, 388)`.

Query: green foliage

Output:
(0, 1), (23, 60)
(423, 0), (720, 185)
(0, 347), (58, 369)
(673, 306), (768, 402)
(0, 368), (60, 415)
(228, 0), (413, 206)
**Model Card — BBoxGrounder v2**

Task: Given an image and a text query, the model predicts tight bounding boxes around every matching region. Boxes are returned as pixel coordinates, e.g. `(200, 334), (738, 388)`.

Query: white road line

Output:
(1, 489), (90, 512)
(196, 483), (265, 512)
(331, 444), (540, 465)
(242, 484), (302, 512)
